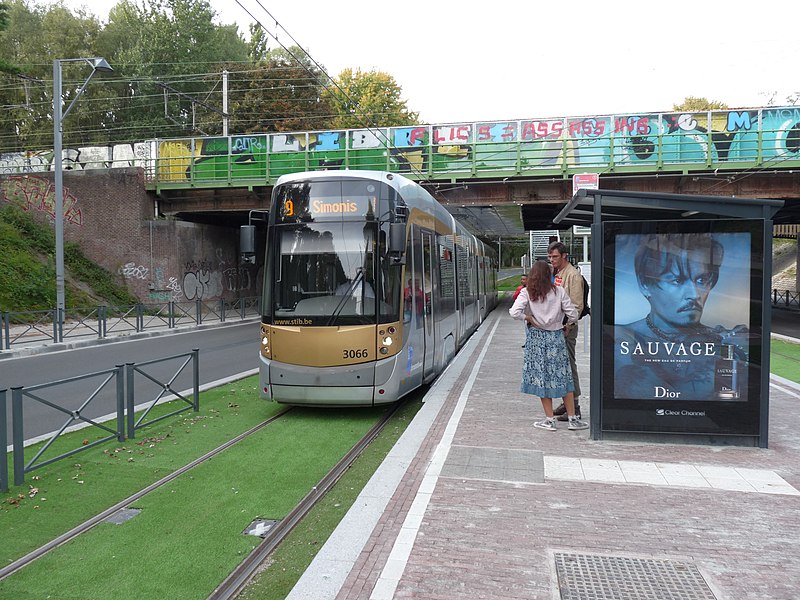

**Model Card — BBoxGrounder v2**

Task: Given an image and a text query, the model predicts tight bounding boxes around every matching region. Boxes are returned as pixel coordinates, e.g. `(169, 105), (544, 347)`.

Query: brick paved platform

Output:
(288, 297), (800, 600)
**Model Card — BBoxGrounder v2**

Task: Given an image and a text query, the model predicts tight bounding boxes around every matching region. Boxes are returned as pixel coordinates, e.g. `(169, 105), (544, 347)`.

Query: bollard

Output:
(192, 348), (200, 412)
(196, 299), (202, 325)
(116, 365), (126, 442)
(1, 389), (8, 492)
(11, 387), (24, 486)
(126, 363), (136, 439)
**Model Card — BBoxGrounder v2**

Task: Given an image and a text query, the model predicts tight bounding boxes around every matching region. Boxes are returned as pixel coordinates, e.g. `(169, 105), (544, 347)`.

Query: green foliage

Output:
(0, 204), (137, 311)
(0, 0), (19, 74)
(0, 382), (391, 599)
(98, 0), (249, 139)
(214, 46), (334, 134)
(63, 242), (140, 306)
(672, 96), (729, 112)
(325, 67), (420, 129)
(0, 1), (420, 148)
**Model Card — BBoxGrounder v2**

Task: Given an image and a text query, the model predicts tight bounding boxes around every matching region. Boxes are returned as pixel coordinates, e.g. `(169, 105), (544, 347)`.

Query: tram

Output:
(249, 170), (497, 406)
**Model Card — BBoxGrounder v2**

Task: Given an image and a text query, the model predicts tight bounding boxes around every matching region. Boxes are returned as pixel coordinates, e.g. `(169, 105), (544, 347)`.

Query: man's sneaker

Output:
(568, 416), (589, 430)
(553, 403), (567, 416)
(534, 418), (557, 431)
(557, 404), (580, 421)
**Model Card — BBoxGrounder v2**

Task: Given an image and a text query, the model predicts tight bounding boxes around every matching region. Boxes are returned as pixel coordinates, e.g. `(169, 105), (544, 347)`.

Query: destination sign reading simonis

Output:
(278, 194), (376, 222)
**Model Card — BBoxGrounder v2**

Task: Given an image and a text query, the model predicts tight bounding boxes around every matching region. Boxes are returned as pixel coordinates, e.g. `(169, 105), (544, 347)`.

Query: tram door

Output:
(421, 231), (435, 379)
(477, 258), (485, 317)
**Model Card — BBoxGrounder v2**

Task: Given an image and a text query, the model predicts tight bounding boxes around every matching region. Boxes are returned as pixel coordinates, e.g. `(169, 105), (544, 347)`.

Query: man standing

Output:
(513, 274), (528, 300)
(548, 242), (584, 420)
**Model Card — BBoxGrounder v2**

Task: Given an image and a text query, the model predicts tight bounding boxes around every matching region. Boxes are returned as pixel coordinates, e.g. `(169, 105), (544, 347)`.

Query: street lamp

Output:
(53, 57), (113, 322)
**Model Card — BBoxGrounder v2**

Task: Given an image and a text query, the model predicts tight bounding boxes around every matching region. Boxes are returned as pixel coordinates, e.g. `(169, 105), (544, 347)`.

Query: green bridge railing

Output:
(147, 106), (800, 192)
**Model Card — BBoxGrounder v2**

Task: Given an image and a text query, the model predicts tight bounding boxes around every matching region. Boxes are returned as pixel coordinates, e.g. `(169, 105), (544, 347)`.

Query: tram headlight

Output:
(380, 347), (389, 355)
(382, 336), (393, 346)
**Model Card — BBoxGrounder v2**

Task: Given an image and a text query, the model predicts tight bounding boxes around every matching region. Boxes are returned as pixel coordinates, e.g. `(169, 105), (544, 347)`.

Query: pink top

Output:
(508, 287), (578, 331)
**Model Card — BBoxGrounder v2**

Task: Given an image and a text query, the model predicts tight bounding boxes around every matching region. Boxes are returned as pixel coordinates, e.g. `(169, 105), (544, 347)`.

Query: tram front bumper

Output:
(260, 355), (401, 406)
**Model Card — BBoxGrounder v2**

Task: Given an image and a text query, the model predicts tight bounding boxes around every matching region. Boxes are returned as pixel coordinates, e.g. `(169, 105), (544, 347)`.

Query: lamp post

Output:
(53, 57), (113, 325)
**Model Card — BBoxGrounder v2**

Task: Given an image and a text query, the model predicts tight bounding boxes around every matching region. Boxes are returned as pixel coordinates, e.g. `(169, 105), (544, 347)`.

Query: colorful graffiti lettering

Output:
(3, 108), (799, 185)
(0, 175), (83, 225)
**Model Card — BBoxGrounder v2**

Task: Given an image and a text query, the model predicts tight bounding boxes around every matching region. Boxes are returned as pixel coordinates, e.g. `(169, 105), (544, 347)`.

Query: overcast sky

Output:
(57, 0), (799, 124)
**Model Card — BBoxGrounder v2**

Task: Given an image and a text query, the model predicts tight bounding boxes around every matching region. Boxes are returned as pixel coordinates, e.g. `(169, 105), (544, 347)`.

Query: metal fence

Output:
(2, 349), (199, 490)
(0, 296), (261, 351)
(773, 289), (800, 308)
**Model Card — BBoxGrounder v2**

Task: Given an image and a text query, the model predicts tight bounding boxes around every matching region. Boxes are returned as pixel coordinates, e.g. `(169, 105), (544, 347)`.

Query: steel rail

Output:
(207, 402), (402, 600)
(0, 407), (293, 581)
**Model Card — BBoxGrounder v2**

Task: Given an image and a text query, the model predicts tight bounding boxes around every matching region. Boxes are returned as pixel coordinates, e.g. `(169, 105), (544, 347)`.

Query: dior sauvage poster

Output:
(612, 231), (751, 402)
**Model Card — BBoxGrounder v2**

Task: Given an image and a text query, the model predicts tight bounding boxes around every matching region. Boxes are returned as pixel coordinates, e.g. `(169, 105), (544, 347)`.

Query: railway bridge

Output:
(140, 105), (800, 235)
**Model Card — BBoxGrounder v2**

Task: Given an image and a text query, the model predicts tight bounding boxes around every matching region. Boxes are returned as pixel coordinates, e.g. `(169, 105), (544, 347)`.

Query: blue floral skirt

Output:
(521, 327), (575, 398)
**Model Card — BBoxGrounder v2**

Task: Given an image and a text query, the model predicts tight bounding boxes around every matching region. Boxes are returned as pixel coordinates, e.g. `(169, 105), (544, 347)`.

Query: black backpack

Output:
(579, 276), (590, 320)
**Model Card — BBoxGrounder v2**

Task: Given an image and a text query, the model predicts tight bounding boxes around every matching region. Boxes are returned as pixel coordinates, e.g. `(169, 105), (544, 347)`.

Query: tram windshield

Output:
(266, 178), (403, 326)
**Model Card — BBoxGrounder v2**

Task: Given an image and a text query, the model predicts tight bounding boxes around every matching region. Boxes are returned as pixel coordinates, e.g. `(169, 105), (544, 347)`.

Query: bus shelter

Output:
(554, 189), (784, 448)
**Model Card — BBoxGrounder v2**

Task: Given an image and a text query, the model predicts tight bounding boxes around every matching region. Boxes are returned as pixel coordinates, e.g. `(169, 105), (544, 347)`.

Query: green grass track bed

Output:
(1, 376), (418, 599)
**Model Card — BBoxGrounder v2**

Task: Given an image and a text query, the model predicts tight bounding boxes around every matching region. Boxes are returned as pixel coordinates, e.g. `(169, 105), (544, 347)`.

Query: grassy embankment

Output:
(0, 203), (138, 311)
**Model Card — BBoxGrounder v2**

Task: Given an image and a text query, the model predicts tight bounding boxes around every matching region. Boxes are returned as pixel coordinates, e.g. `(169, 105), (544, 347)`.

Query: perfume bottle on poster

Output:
(714, 343), (739, 400)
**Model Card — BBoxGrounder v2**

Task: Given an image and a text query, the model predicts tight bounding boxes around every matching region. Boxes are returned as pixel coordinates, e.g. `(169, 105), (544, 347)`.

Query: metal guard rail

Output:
(2, 349), (200, 490)
(0, 297), (260, 350)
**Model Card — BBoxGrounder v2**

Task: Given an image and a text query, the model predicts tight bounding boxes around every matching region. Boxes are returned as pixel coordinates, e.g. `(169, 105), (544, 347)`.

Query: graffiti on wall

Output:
(0, 142), (152, 175)
(0, 175), (83, 225)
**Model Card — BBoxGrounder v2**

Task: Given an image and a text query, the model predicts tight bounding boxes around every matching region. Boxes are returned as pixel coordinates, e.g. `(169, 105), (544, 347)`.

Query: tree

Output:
(204, 45), (334, 135)
(0, 1), (106, 152)
(0, 0), (18, 74)
(324, 68), (419, 129)
(98, 0), (250, 140)
(672, 97), (729, 112)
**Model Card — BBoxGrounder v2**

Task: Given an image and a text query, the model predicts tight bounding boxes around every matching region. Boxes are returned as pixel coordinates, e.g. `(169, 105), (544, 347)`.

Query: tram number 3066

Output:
(343, 348), (369, 359)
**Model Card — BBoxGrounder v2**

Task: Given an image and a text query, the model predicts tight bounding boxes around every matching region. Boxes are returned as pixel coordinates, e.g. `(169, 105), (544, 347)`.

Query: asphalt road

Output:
(2, 322), (260, 443)
(3, 308), (797, 446)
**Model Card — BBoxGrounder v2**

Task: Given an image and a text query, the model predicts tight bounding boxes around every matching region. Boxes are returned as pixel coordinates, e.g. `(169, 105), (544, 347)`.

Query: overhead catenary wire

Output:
(232, 0), (432, 185)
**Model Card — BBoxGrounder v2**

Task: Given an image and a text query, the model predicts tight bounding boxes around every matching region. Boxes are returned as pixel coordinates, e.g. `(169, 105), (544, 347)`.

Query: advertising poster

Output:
(601, 219), (764, 436)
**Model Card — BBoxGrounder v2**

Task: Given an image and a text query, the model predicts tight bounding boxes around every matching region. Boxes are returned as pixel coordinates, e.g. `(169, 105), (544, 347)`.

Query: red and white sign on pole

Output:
(572, 173), (599, 197)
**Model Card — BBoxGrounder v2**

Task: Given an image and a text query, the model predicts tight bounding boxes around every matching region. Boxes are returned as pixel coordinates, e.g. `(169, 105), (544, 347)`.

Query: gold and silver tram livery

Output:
(257, 170), (497, 406)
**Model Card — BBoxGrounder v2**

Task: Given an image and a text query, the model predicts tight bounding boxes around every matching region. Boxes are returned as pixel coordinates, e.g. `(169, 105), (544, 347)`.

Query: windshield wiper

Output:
(326, 267), (364, 326)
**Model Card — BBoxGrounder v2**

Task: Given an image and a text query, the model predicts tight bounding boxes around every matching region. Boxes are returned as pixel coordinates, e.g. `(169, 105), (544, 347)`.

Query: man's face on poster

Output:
(640, 247), (718, 328)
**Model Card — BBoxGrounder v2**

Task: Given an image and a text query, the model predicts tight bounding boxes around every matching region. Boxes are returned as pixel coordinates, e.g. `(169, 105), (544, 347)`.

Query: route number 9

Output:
(285, 199), (294, 216)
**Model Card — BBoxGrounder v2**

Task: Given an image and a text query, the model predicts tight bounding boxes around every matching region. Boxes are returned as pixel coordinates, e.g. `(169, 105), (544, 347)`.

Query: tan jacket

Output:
(554, 261), (584, 315)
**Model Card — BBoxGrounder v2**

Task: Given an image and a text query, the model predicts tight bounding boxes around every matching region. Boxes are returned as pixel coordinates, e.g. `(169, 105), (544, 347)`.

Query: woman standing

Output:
(509, 261), (588, 431)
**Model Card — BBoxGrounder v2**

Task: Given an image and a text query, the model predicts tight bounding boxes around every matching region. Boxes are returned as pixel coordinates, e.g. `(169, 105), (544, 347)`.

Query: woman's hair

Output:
(526, 260), (555, 302)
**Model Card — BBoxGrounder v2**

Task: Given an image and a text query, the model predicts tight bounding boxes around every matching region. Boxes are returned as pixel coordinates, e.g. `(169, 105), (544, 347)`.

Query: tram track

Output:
(0, 407), (294, 582)
(207, 401), (403, 600)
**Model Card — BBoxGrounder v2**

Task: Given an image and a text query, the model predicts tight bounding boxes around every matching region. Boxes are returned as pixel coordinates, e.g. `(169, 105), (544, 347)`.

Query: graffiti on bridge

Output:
(0, 142), (152, 175)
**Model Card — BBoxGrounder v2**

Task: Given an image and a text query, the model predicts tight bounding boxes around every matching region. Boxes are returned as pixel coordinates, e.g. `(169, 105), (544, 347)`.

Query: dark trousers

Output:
(564, 322), (581, 400)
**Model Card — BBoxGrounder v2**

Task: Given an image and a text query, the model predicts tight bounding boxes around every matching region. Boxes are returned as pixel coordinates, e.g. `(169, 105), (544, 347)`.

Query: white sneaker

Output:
(534, 418), (557, 431)
(568, 416), (589, 431)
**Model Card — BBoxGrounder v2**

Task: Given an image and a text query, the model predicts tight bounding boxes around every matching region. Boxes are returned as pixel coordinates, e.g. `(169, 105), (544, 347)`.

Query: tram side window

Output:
(438, 240), (456, 315)
(378, 224), (402, 324)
